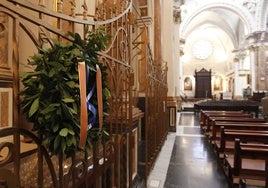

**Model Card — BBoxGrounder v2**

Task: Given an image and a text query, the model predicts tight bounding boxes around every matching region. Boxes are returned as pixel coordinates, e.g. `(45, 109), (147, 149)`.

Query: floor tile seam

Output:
(177, 125), (201, 128)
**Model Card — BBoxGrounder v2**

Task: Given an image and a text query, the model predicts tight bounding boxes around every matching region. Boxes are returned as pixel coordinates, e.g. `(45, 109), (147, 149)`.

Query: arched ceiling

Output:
(179, 1), (258, 76)
(178, 0), (259, 81)
(182, 10), (241, 48)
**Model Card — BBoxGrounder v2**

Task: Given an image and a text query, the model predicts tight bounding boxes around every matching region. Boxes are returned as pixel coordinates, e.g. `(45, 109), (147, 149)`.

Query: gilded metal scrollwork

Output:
(0, 142), (14, 165)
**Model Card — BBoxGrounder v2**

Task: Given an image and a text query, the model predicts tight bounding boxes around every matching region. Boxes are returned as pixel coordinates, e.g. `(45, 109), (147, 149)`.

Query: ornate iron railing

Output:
(145, 46), (168, 177)
(0, 0), (132, 187)
(131, 4), (168, 182)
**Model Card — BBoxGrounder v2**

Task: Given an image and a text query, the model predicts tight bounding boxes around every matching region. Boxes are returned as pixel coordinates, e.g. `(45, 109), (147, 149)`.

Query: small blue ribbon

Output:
(83, 54), (97, 130)
(87, 83), (96, 129)
(83, 52), (97, 130)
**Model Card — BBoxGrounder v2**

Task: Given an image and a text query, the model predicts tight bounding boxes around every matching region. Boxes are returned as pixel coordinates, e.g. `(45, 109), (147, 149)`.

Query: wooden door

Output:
(195, 68), (212, 98)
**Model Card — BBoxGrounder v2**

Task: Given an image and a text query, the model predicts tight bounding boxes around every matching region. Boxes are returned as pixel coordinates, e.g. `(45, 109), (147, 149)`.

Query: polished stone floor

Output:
(147, 112), (230, 188)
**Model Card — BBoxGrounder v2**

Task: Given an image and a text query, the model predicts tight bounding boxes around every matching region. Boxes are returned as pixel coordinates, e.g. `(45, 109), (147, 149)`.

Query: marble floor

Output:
(147, 112), (231, 188)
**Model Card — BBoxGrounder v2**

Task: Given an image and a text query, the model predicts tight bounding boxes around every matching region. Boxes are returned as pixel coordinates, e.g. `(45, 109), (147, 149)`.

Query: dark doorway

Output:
(195, 68), (212, 98)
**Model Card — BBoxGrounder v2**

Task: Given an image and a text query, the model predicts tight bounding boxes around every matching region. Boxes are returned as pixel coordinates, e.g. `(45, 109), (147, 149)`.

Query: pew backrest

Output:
(200, 110), (244, 124)
(205, 116), (264, 133)
(205, 113), (253, 125)
(218, 126), (268, 152)
(233, 138), (268, 187)
(211, 121), (268, 141)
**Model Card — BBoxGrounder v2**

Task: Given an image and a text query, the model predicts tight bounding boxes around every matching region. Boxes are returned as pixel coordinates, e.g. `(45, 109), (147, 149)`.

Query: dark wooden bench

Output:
(210, 121), (268, 143)
(225, 138), (268, 187)
(199, 110), (244, 126)
(201, 111), (246, 129)
(204, 115), (263, 134)
(215, 126), (268, 159)
(194, 100), (260, 117)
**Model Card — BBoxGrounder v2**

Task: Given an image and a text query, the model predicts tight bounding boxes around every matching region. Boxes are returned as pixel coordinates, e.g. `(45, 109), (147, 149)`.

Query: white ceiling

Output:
(179, 0), (255, 75)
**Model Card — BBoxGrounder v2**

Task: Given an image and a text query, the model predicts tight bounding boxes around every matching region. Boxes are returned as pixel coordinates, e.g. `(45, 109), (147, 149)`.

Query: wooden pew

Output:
(215, 126), (268, 157)
(204, 115), (263, 135)
(200, 110), (244, 126)
(201, 111), (268, 187)
(211, 120), (268, 144)
(202, 112), (250, 129)
(225, 138), (268, 187)
(199, 110), (244, 126)
(194, 100), (260, 118)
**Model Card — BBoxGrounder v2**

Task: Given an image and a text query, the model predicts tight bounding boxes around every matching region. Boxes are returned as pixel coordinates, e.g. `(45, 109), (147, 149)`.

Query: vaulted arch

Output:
(180, 2), (255, 38)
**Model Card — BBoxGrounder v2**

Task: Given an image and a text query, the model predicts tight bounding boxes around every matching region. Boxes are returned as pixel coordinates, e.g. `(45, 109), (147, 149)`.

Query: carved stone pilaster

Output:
(233, 49), (248, 70)
(246, 31), (268, 90)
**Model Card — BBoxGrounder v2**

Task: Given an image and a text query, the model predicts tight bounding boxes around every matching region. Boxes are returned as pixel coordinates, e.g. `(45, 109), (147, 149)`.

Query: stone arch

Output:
(180, 2), (255, 38)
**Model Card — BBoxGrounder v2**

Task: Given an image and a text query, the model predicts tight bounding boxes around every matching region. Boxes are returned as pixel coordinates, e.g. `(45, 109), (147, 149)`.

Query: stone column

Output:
(233, 61), (242, 98)
(255, 45), (268, 90)
(232, 50), (250, 98)
(247, 31), (268, 91)
(249, 47), (256, 91)
(173, 6), (182, 97)
(163, 1), (181, 130)
(161, 1), (176, 97)
(179, 39), (185, 93)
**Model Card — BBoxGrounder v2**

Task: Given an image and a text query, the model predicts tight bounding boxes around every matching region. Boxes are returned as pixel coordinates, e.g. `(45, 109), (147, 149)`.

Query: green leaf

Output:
(66, 135), (74, 146)
(103, 87), (111, 98)
(61, 139), (66, 152)
(68, 129), (75, 135)
(66, 81), (76, 88)
(61, 103), (75, 120)
(68, 107), (78, 115)
(71, 136), (77, 146)
(71, 48), (82, 57)
(53, 124), (59, 132)
(59, 128), (69, 137)
(21, 71), (41, 80)
(62, 98), (75, 103)
(48, 68), (56, 77)
(29, 98), (39, 117)
(40, 103), (60, 114)
(54, 135), (61, 153)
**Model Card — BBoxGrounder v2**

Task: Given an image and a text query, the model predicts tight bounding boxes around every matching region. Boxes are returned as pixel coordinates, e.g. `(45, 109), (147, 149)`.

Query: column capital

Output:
(246, 31), (268, 49)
